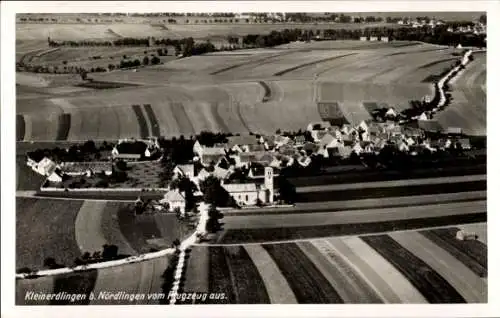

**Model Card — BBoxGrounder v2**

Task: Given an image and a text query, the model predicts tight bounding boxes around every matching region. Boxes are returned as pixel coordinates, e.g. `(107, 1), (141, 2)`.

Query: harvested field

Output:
(298, 240), (383, 303)
(390, 231), (487, 303)
(243, 245), (297, 304)
(361, 235), (466, 303)
(56, 113), (71, 140)
(143, 104), (161, 137)
(74, 200), (109, 254)
(319, 81), (433, 113)
(218, 212), (486, 244)
(333, 237), (426, 303)
(131, 104), (149, 139)
(206, 246), (236, 304)
(221, 200), (486, 230)
(263, 243), (343, 303)
(420, 227), (487, 278)
(16, 197), (84, 270)
(100, 201), (138, 256)
(182, 246), (210, 303)
(221, 246), (270, 303)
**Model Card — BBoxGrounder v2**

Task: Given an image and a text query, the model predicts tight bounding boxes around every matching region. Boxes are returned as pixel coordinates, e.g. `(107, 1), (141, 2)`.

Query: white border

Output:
(2, 1), (499, 318)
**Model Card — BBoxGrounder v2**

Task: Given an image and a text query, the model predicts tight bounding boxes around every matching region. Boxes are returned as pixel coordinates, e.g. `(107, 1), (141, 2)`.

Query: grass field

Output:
(16, 197), (84, 270)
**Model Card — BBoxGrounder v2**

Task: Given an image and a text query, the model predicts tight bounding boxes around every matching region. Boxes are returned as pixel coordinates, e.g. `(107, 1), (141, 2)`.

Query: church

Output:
(221, 167), (274, 206)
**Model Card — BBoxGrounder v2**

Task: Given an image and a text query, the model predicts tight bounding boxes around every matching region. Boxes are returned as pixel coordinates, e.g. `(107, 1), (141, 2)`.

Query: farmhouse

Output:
(307, 121), (331, 133)
(227, 134), (259, 152)
(221, 166), (274, 206)
(112, 139), (160, 161)
(173, 164), (195, 180)
(160, 189), (186, 214)
(27, 157), (64, 182)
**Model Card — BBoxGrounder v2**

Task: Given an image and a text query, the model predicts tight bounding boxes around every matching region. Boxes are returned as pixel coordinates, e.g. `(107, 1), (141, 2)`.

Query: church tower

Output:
(264, 167), (274, 203)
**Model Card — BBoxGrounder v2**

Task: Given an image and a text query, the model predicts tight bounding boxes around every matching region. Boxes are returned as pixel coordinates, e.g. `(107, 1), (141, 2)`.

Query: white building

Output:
(160, 189), (186, 215)
(221, 167), (274, 206)
(27, 157), (63, 182)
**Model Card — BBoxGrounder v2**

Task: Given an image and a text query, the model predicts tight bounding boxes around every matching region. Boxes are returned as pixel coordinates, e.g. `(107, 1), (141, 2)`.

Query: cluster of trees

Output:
(73, 244), (121, 266)
(206, 204), (224, 233)
(199, 176), (237, 207)
(49, 37), (152, 48)
(27, 140), (107, 163)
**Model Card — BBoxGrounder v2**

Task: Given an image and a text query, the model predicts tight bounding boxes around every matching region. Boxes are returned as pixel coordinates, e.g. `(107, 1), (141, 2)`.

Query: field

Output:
(16, 22), (398, 42)
(16, 39), (485, 140)
(16, 197), (192, 270)
(435, 53), (487, 135)
(178, 223), (487, 304)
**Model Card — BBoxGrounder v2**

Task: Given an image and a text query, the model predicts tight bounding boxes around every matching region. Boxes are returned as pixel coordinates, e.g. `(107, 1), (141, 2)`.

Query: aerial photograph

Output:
(14, 11), (486, 305)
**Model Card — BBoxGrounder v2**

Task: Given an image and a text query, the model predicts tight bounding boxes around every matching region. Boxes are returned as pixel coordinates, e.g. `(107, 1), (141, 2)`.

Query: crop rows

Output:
(218, 213), (486, 244)
(296, 180), (486, 202)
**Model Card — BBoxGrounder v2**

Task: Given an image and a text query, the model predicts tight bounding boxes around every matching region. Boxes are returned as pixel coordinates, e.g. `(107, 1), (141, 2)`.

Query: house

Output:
(247, 143), (266, 152)
(397, 140), (410, 152)
(213, 165), (231, 180)
(445, 127), (463, 136)
(173, 164), (195, 180)
(385, 107), (397, 119)
(352, 142), (364, 155)
(298, 156), (312, 167)
(294, 135), (306, 146)
(370, 36), (379, 41)
(256, 152), (277, 166)
(457, 138), (471, 150)
(193, 168), (211, 186)
(59, 162), (113, 177)
(227, 134), (259, 152)
(359, 36), (368, 41)
(274, 135), (292, 148)
(307, 121), (331, 133)
(193, 143), (226, 166)
(418, 120), (442, 134)
(160, 189), (186, 215)
(261, 135), (276, 150)
(319, 133), (339, 149)
(380, 36), (390, 42)
(27, 157), (63, 182)
(233, 151), (265, 168)
(222, 167), (274, 206)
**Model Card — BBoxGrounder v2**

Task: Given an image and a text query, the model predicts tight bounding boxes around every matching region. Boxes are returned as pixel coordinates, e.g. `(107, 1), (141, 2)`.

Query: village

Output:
(25, 109), (476, 217)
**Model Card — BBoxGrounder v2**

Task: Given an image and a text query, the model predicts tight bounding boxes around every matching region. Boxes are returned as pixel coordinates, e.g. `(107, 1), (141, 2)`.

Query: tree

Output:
(102, 244), (119, 260)
(206, 204), (223, 233)
(115, 159), (128, 171)
(479, 14), (486, 25)
(143, 55), (149, 65)
(151, 55), (161, 65)
(199, 175), (235, 207)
